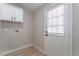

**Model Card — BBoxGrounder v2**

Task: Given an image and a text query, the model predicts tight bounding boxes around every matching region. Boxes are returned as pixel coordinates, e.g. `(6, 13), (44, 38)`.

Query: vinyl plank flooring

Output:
(5, 46), (46, 56)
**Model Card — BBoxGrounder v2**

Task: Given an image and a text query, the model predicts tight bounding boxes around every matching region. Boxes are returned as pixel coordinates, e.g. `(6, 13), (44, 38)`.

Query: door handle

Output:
(11, 16), (13, 20)
(45, 31), (48, 36)
(45, 34), (48, 36)
(14, 17), (16, 20)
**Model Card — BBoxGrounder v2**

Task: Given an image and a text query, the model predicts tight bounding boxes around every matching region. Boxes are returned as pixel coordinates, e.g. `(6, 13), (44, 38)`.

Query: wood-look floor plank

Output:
(5, 46), (46, 56)
(5, 46), (33, 56)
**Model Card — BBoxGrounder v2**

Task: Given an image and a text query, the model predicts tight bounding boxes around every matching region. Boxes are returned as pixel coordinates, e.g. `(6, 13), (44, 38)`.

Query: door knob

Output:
(45, 31), (48, 36)
(45, 34), (48, 36)
(14, 17), (16, 20)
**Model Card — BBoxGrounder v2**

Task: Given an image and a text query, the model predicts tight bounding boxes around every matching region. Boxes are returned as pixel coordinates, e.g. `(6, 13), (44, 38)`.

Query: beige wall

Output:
(33, 8), (44, 50)
(0, 5), (33, 54)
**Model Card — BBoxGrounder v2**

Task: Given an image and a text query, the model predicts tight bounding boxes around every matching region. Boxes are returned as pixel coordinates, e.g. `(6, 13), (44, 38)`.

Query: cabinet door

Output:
(12, 7), (18, 22)
(1, 4), (23, 22)
(2, 4), (14, 21)
(17, 8), (23, 22)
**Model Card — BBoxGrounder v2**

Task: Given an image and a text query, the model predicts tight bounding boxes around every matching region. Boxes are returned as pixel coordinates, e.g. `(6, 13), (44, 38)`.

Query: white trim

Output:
(33, 44), (46, 55)
(1, 44), (33, 56)
(48, 33), (64, 37)
(69, 3), (72, 56)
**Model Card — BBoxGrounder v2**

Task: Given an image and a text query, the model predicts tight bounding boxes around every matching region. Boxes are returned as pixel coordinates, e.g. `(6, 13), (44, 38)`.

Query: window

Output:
(47, 5), (64, 35)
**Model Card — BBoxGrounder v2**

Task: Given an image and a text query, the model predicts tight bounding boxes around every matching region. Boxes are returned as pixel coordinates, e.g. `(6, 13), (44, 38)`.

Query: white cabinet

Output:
(17, 8), (23, 22)
(11, 7), (23, 22)
(0, 3), (23, 22)
(1, 4), (14, 21)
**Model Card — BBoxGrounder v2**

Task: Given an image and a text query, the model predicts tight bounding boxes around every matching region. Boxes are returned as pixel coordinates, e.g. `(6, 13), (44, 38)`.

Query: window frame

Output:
(46, 4), (65, 36)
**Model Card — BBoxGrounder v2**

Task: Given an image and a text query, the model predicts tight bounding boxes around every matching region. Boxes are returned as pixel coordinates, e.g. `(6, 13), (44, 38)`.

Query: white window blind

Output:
(47, 5), (64, 35)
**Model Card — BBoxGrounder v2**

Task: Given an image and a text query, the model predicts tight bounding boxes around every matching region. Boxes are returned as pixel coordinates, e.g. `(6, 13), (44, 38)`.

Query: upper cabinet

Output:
(0, 3), (23, 22)
(17, 8), (23, 22)
(1, 4), (14, 21)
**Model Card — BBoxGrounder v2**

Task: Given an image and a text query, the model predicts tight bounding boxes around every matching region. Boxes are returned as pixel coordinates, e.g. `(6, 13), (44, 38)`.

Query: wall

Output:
(72, 3), (79, 56)
(33, 5), (46, 50)
(0, 4), (33, 54)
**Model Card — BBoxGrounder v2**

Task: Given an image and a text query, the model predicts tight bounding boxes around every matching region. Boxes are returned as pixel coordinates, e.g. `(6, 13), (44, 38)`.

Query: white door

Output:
(44, 4), (72, 56)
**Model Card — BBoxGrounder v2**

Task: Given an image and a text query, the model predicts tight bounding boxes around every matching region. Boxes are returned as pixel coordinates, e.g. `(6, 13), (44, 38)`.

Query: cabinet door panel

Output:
(1, 3), (23, 22)
(17, 8), (23, 22)
(12, 7), (18, 22)
(2, 4), (15, 21)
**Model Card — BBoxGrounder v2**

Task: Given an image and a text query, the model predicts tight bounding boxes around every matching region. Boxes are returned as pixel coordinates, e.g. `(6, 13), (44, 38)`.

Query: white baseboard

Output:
(1, 43), (33, 56)
(33, 44), (46, 54)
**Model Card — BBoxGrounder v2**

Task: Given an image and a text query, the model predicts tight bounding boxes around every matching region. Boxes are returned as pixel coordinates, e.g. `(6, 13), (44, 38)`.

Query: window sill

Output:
(48, 33), (64, 37)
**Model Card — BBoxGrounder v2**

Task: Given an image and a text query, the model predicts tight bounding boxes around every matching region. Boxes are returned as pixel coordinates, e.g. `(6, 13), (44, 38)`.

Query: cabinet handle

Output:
(11, 16), (13, 20)
(14, 17), (16, 20)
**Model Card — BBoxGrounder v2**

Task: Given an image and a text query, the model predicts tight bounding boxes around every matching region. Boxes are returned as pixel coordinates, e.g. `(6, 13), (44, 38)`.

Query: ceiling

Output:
(15, 3), (45, 12)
